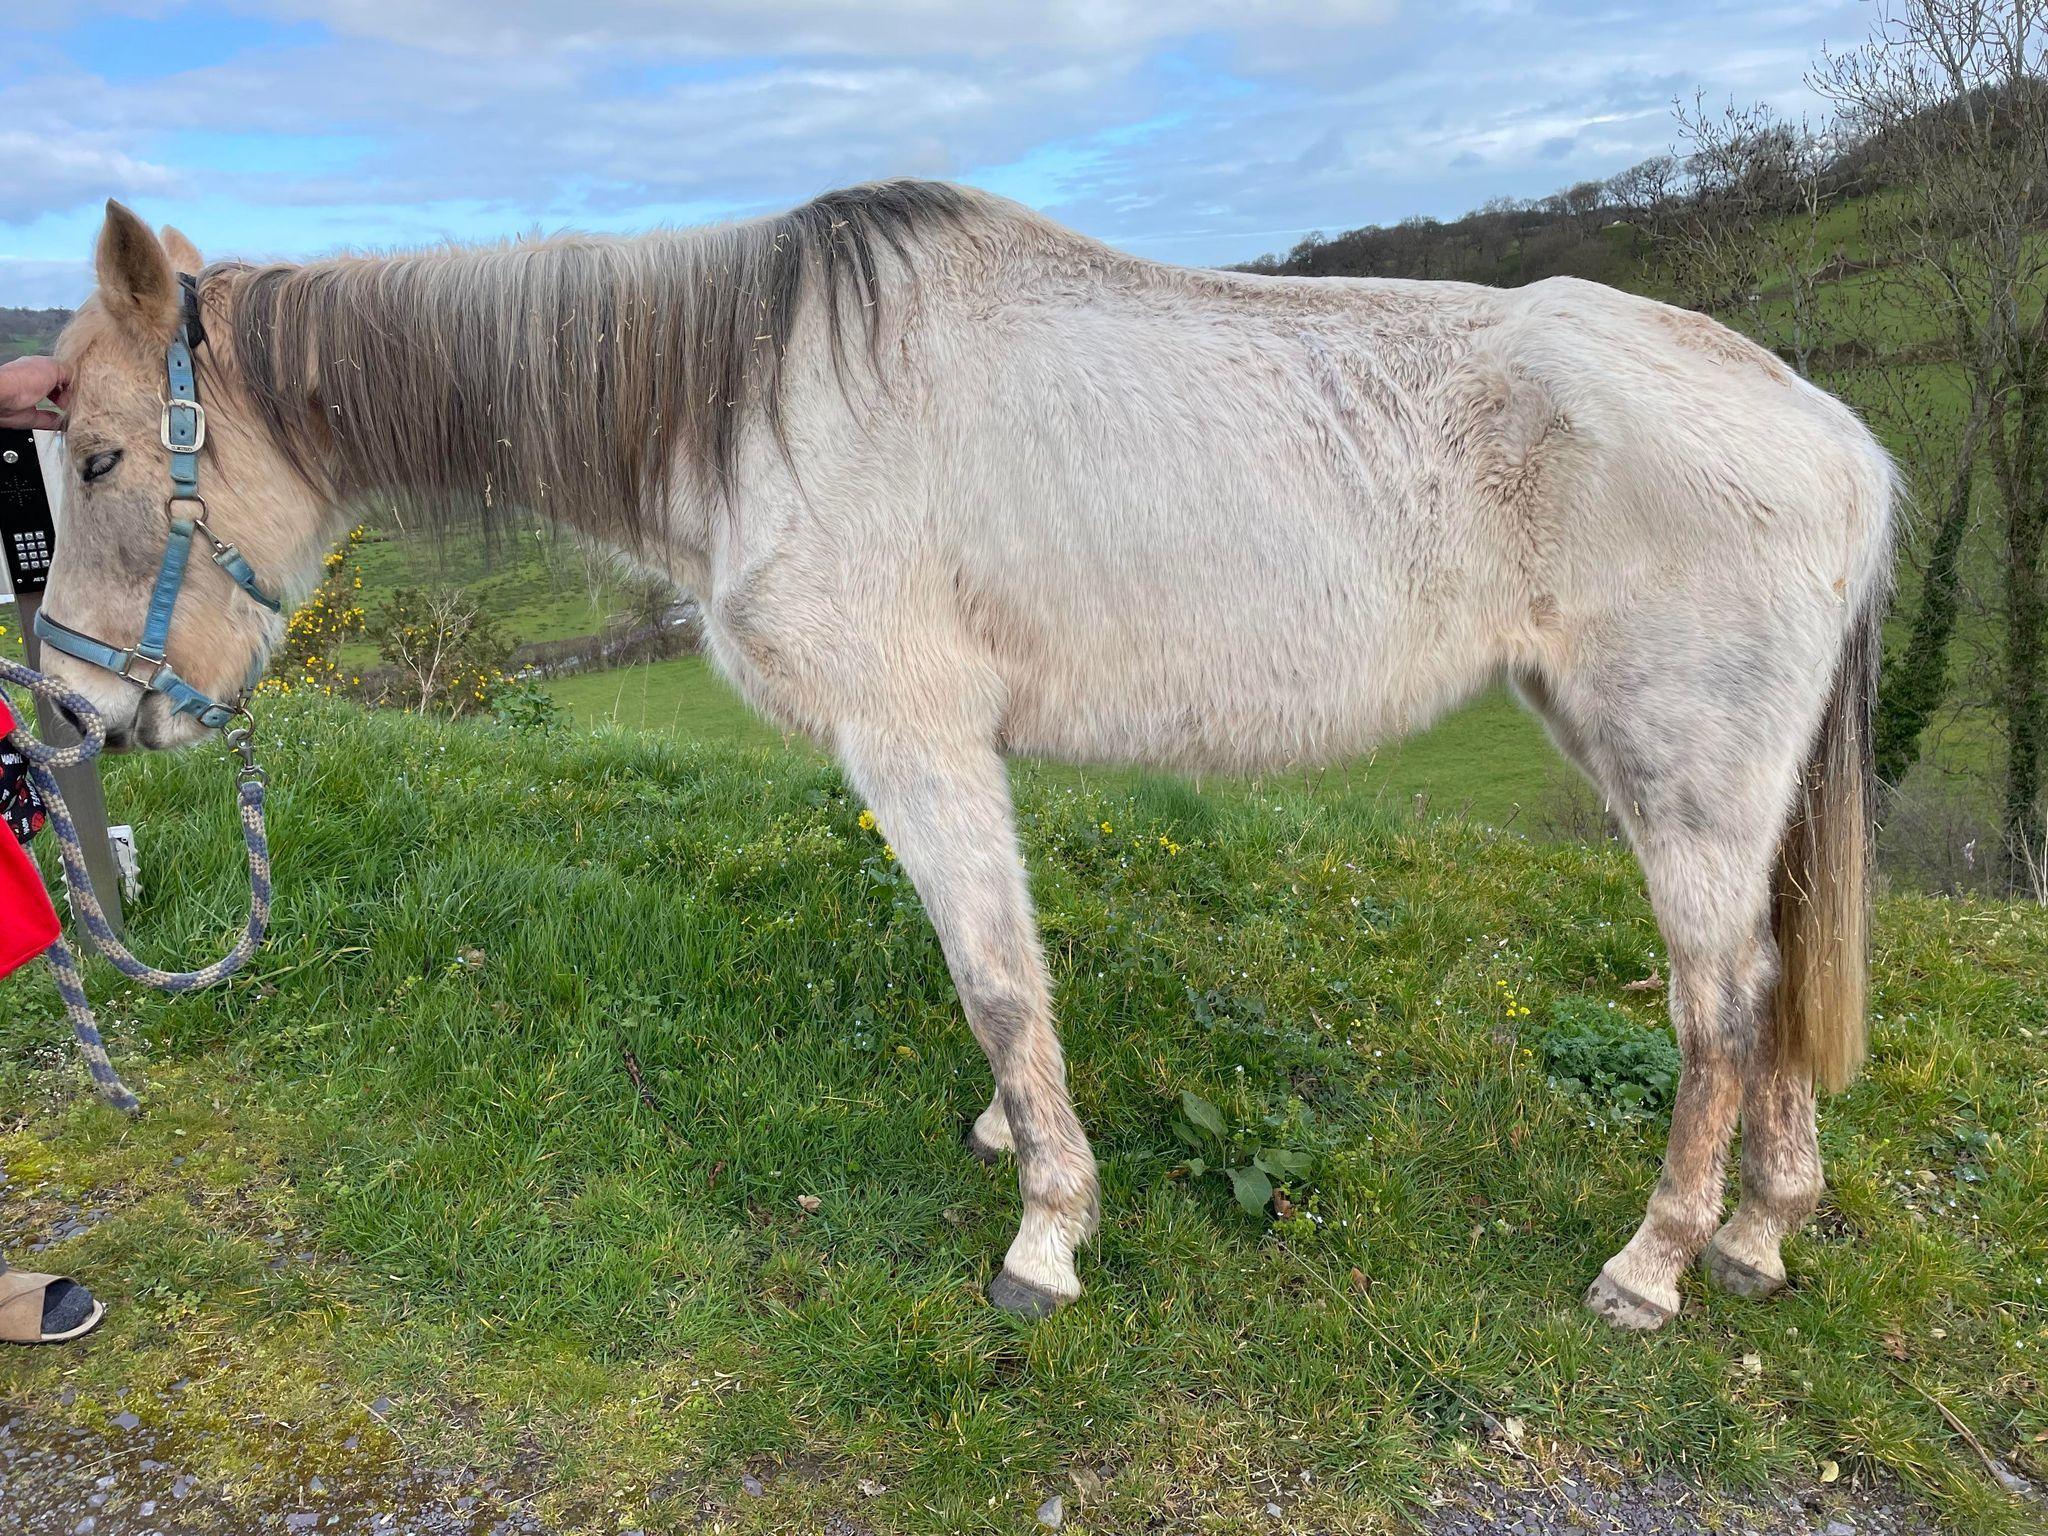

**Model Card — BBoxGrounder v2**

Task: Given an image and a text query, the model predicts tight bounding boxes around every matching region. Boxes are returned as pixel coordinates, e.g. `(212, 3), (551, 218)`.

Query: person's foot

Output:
(41, 1279), (96, 1336)
(0, 1270), (107, 1344)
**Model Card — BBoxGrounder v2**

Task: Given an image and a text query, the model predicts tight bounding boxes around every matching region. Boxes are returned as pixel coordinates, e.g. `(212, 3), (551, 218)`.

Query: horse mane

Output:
(215, 179), (983, 548)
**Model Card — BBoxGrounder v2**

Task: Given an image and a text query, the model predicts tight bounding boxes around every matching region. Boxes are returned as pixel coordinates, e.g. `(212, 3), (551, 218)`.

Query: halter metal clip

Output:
(172, 497), (217, 540)
(225, 719), (266, 785)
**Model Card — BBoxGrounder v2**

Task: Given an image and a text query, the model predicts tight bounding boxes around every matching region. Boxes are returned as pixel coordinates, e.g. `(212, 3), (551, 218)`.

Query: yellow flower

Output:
(857, 809), (877, 832)
(1100, 821), (1113, 835)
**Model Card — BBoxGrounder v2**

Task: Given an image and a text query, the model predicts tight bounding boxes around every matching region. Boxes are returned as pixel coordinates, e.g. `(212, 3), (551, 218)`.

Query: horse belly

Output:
(983, 509), (1493, 776)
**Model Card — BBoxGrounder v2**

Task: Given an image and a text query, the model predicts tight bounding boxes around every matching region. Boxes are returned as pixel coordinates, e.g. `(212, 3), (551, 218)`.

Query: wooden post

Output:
(1, 428), (126, 941)
(18, 591), (128, 940)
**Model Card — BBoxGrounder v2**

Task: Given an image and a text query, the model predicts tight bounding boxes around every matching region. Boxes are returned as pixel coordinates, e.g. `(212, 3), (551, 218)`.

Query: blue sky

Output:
(2, 1), (1867, 307)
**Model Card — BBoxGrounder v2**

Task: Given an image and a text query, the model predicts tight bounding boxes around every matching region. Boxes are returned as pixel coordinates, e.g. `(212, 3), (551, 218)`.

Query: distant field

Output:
(546, 653), (785, 749)
(1, 307), (69, 361)
(338, 522), (640, 670)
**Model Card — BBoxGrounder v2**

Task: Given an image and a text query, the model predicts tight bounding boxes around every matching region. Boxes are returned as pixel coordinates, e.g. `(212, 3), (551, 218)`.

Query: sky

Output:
(2, 0), (1870, 308)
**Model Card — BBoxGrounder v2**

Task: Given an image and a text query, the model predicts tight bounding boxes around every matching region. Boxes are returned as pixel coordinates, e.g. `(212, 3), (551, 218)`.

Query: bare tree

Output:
(1605, 154), (1679, 221)
(1818, 0), (2048, 864)
(1651, 95), (1858, 376)
(375, 587), (512, 717)
(1559, 177), (1611, 233)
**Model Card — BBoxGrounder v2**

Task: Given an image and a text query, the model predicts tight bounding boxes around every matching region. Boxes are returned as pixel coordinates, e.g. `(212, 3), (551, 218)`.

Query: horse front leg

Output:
(838, 727), (1099, 1316)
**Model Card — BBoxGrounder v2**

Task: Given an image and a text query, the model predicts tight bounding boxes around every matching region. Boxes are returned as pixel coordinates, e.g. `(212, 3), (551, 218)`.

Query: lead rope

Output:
(0, 657), (272, 1115)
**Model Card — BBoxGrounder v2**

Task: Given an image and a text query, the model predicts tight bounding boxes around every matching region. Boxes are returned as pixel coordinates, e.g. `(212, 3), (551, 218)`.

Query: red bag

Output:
(0, 698), (59, 978)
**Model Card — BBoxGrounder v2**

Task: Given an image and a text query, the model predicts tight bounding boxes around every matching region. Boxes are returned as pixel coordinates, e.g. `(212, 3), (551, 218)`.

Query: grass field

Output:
(2, 698), (2041, 1533)
(545, 654), (785, 750)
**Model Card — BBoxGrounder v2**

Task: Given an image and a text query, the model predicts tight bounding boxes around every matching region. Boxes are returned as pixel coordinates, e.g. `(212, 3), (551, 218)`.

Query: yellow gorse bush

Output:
(260, 525), (368, 700)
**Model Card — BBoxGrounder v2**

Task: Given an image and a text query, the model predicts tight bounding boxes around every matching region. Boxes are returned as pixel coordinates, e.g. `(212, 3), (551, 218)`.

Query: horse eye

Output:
(82, 450), (123, 484)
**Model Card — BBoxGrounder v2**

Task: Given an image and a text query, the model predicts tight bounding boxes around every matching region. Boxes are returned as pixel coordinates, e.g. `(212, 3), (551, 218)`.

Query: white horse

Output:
(41, 184), (1892, 1326)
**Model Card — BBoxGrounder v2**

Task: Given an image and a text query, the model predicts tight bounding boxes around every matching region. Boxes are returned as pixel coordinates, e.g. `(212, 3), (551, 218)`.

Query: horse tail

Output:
(1772, 473), (1893, 1093)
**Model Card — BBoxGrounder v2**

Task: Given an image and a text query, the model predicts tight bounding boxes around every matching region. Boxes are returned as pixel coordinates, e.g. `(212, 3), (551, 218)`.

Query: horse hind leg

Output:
(1521, 665), (1795, 1329)
(1705, 637), (1879, 1295)
(1702, 989), (1820, 1298)
(1585, 897), (1770, 1329)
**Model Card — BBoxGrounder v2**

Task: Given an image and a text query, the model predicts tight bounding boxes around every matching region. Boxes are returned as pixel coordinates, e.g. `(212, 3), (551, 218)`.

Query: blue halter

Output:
(34, 274), (281, 731)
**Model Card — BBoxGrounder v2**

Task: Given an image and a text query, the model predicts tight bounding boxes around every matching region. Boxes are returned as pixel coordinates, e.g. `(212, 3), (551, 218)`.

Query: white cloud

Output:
(0, 258), (95, 308)
(2, 0), (1864, 301)
(238, 0), (1400, 62)
(0, 129), (187, 222)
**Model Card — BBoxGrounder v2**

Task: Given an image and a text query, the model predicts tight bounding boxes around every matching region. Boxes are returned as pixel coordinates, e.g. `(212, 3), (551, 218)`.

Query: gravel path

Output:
(0, 1404), (1974, 1535)
(0, 1409), (544, 1536)
(1420, 1470), (1954, 1536)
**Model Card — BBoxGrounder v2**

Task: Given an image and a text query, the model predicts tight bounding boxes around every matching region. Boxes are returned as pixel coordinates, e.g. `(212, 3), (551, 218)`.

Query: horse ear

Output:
(160, 225), (204, 274)
(95, 200), (178, 342)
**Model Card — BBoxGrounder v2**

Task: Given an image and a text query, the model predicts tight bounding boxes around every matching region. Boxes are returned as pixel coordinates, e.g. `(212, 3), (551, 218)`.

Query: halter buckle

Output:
(121, 650), (167, 687)
(160, 398), (207, 453)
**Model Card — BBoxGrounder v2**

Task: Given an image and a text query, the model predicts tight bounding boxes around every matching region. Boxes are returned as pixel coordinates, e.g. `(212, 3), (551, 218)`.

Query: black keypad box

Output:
(0, 429), (58, 595)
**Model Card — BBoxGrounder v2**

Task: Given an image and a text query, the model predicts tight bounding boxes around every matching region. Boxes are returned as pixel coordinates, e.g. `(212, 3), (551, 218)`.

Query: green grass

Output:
(1332, 688), (1573, 828)
(546, 653), (786, 750)
(2, 698), (2040, 1533)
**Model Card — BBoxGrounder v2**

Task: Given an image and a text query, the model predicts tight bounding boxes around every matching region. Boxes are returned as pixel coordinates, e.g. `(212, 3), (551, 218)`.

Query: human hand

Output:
(0, 357), (70, 431)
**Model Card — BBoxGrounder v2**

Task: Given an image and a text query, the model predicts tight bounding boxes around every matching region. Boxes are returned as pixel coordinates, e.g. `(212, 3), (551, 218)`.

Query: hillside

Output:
(1235, 194), (1650, 290)
(1, 699), (2041, 1533)
(0, 305), (68, 361)
(336, 520), (645, 669)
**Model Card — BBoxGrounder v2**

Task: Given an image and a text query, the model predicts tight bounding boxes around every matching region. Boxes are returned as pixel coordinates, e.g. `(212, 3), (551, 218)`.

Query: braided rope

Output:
(0, 657), (271, 1114)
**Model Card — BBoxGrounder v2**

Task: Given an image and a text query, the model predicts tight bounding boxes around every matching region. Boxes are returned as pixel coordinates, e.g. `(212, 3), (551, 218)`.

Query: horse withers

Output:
(38, 184), (1893, 1326)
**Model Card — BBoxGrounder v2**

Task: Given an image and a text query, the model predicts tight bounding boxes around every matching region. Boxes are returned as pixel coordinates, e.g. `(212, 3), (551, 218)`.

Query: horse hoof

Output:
(963, 1124), (1006, 1165)
(1702, 1238), (1785, 1299)
(987, 1267), (1068, 1319)
(1584, 1269), (1677, 1332)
